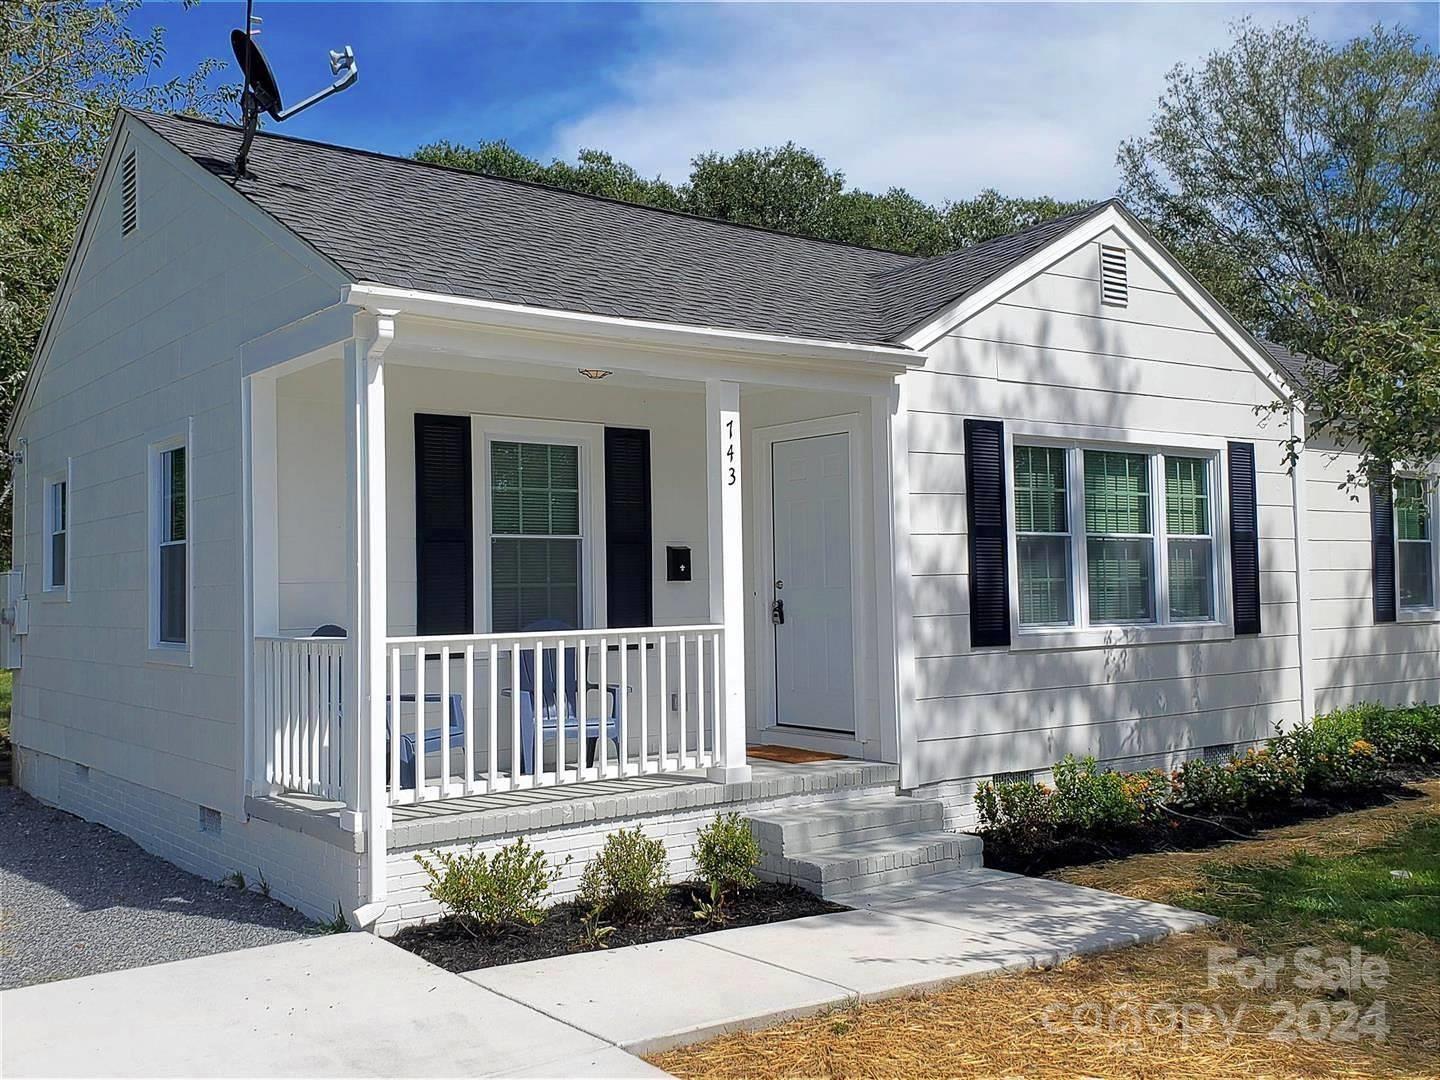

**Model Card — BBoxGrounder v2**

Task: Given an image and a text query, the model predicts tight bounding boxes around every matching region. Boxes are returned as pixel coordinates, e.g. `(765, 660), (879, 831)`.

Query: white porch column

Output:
(344, 312), (395, 916)
(705, 379), (751, 784)
(242, 373), (280, 797)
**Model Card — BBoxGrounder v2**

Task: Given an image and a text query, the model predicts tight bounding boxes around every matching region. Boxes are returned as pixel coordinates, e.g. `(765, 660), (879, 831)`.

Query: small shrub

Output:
(975, 777), (1054, 855)
(1228, 744), (1307, 806)
(578, 828), (669, 921)
(693, 813), (761, 898)
(1172, 756), (1246, 816)
(1321, 702), (1440, 767)
(415, 838), (563, 938)
(1050, 756), (1167, 832)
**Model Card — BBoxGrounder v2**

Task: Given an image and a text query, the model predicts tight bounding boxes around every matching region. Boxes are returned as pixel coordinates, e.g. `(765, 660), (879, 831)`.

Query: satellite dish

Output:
(230, 1), (358, 176)
(231, 29), (283, 120)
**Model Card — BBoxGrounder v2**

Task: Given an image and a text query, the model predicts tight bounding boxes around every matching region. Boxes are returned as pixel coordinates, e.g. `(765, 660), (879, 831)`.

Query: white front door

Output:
(770, 433), (856, 735)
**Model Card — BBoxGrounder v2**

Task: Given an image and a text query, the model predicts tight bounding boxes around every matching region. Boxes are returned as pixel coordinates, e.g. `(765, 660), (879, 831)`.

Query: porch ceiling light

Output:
(578, 368), (613, 380)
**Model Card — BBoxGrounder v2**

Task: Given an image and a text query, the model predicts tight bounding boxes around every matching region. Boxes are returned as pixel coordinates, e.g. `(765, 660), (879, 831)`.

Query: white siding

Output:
(11, 127), (342, 816)
(1304, 445), (1440, 712)
(901, 227), (1306, 788)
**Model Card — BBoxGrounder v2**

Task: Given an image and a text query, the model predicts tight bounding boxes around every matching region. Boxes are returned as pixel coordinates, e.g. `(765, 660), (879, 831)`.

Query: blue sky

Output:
(135, 2), (1438, 203)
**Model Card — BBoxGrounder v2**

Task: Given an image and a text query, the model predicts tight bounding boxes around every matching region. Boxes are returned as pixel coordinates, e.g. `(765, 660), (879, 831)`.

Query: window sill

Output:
(147, 644), (193, 667)
(39, 588), (69, 603)
(1397, 608), (1440, 625)
(1010, 621), (1235, 652)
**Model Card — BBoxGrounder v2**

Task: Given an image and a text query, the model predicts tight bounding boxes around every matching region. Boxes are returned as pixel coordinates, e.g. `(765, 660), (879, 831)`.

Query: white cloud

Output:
(546, 3), (1414, 202)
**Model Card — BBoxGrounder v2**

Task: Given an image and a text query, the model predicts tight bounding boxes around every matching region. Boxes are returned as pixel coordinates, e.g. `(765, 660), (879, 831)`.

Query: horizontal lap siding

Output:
(1304, 447), (1440, 712)
(13, 134), (341, 814)
(902, 229), (1305, 789)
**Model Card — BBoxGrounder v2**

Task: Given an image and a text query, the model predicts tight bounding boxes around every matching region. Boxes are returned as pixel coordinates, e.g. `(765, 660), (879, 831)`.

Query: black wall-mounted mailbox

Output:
(666, 546), (692, 582)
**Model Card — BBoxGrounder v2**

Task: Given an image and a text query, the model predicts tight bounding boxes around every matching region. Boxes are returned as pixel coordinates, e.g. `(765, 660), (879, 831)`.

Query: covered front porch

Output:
(238, 289), (918, 910)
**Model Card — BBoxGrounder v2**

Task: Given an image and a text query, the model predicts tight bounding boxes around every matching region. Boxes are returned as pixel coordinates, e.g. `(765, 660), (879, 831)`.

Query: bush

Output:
(693, 813), (761, 897)
(1050, 756), (1168, 832)
(415, 838), (562, 938)
(1317, 702), (1440, 768)
(1279, 720), (1382, 797)
(974, 777), (1054, 855)
(578, 828), (670, 921)
(1172, 756), (1246, 816)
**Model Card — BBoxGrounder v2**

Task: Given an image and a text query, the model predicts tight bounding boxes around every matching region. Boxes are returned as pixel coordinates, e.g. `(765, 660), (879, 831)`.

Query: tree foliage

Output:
(0, 1), (228, 556)
(416, 138), (1090, 257)
(1120, 19), (1440, 479)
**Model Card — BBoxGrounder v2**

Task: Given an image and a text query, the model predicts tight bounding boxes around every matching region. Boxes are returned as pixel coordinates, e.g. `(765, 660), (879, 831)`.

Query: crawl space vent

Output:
(1099, 244), (1127, 306)
(120, 151), (137, 236)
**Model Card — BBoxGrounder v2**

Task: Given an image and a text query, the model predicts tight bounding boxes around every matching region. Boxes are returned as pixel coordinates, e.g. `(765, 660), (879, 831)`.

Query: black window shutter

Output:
(604, 427), (653, 628)
(1227, 442), (1262, 635)
(415, 414), (473, 636)
(1370, 464), (1396, 624)
(964, 419), (1011, 648)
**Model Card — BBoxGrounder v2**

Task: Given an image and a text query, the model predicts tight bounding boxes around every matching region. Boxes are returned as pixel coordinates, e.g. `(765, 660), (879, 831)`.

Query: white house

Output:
(7, 110), (1436, 931)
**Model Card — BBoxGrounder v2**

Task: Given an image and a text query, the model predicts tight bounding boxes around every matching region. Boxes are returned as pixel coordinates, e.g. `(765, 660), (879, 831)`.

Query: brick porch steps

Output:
(746, 795), (985, 899)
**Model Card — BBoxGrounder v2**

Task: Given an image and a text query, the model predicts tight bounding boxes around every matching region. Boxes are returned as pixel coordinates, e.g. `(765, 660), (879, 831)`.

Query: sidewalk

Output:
(1, 871), (1213, 1077)
(467, 869), (1216, 1055)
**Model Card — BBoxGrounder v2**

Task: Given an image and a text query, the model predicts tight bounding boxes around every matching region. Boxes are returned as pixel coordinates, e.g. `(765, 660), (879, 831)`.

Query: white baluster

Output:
(597, 637), (608, 778)
(678, 632), (688, 769)
(618, 637), (630, 777)
(658, 634), (668, 773)
(488, 641), (498, 792)
(696, 633), (707, 769)
(638, 635), (649, 774)
(510, 642), (521, 785)
(464, 643), (475, 795)
(389, 645), (401, 804)
(439, 645), (452, 798)
(414, 643), (427, 799)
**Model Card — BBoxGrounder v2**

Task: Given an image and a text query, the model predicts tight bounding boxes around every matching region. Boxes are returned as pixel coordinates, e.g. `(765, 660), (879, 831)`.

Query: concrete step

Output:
(746, 796), (946, 855)
(757, 831), (985, 900)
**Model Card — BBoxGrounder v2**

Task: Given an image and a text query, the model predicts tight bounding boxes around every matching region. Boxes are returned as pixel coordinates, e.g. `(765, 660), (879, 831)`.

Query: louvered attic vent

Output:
(1099, 244), (1127, 306)
(120, 151), (137, 236)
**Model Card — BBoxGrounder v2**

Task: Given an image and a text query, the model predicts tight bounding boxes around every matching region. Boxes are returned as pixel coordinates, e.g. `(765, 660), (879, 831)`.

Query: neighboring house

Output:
(6, 110), (1436, 930)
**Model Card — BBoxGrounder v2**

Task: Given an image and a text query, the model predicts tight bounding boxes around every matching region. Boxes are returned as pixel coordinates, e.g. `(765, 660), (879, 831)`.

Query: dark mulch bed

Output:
(982, 775), (1433, 877)
(392, 881), (847, 973)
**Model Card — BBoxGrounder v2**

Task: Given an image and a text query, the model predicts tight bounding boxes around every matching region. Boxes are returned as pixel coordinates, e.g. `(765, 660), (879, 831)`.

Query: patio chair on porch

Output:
(317, 627), (469, 792)
(505, 619), (622, 776)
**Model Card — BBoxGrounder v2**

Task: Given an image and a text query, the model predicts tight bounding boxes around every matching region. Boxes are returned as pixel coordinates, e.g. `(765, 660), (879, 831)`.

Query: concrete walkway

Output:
(467, 869), (1215, 1055)
(2, 870), (1213, 1076)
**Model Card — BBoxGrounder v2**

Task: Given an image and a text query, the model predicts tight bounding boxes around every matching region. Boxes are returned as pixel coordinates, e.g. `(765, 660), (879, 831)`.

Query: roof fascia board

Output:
(343, 283), (925, 376)
(241, 301), (363, 376)
(8, 114), (354, 447)
(7, 113), (127, 448)
(899, 205), (1301, 408)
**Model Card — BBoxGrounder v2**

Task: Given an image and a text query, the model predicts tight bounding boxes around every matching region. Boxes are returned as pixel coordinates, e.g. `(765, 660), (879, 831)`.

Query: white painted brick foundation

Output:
(904, 740), (1267, 831)
(379, 767), (899, 936)
(15, 747), (363, 924)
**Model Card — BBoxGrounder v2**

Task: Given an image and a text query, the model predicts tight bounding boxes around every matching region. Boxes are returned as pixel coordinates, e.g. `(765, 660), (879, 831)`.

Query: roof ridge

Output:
(126, 108), (923, 263)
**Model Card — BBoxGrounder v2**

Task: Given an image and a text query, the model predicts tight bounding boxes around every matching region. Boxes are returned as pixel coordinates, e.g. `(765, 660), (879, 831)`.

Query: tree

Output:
(0, 1), (227, 560)
(415, 138), (1090, 257)
(1119, 18), (1440, 480)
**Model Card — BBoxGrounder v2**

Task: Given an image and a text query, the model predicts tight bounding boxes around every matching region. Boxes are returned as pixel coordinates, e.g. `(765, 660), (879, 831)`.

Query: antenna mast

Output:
(232, 0), (358, 177)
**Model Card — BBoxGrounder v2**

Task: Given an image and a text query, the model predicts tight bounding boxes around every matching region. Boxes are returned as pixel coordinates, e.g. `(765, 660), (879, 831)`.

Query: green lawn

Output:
(1177, 816), (1440, 951)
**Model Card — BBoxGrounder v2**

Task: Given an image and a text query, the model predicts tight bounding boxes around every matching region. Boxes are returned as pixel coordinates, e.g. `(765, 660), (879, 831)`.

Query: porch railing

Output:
(253, 635), (349, 801)
(383, 626), (724, 804)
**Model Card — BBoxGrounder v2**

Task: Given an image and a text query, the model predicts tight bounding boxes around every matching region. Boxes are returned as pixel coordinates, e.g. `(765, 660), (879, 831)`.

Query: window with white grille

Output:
(1100, 244), (1127, 306)
(121, 151), (137, 235)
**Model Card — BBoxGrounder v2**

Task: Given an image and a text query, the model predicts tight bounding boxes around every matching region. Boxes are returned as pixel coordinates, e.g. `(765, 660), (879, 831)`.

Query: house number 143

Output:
(724, 419), (737, 486)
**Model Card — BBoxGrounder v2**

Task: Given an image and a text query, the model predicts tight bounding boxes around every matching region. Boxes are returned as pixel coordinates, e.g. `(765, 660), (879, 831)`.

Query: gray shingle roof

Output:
(133, 110), (1108, 347)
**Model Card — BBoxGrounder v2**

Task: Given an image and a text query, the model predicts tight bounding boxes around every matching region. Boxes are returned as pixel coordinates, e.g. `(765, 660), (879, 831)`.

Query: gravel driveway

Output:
(0, 787), (314, 989)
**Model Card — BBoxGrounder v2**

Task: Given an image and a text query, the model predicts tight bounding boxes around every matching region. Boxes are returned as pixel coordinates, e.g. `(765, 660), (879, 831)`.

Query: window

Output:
(44, 474), (68, 593)
(489, 441), (581, 632)
(1165, 456), (1214, 621)
(151, 437), (188, 648)
(1013, 446), (1071, 626)
(1396, 476), (1435, 611)
(1084, 450), (1154, 623)
(1012, 440), (1223, 633)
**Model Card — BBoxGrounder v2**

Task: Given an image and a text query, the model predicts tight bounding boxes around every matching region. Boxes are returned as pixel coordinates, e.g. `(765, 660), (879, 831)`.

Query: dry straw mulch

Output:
(651, 782), (1440, 1080)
